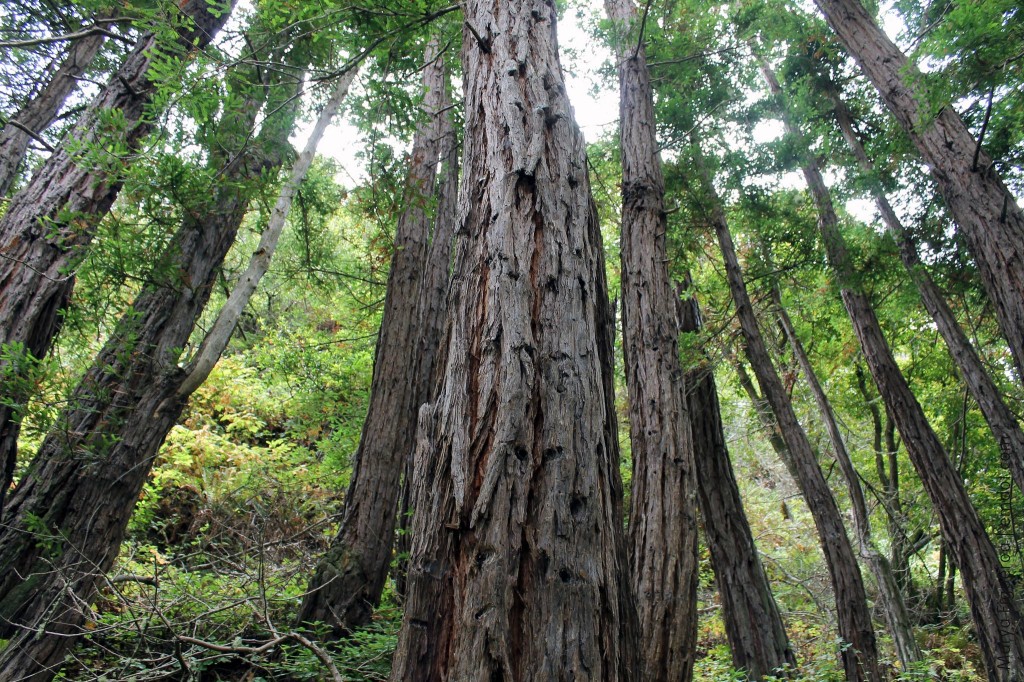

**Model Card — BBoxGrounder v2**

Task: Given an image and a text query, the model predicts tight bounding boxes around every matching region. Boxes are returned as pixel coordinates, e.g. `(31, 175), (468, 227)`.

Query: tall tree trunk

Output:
(680, 292), (797, 679)
(0, 0), (233, 518)
(762, 62), (1024, 682)
(297, 40), (455, 634)
(389, 1), (639, 679)
(0, 54), (327, 682)
(811, 0), (1024, 378)
(604, 1), (698, 679)
(826, 87), (1024, 495)
(0, 12), (112, 196)
(775, 296), (922, 669)
(694, 138), (882, 682)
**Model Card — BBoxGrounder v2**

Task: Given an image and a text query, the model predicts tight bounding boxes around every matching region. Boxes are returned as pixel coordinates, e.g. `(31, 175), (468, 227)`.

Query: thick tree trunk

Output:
(0, 55), (311, 682)
(603, 1), (699, 679)
(775, 297), (922, 669)
(679, 294), (797, 680)
(0, 0), (232, 518)
(811, 0), (1024, 378)
(389, 1), (638, 679)
(695, 139), (882, 682)
(827, 89), (1024, 495)
(0, 13), (111, 196)
(762, 64), (1024, 682)
(297, 41), (454, 634)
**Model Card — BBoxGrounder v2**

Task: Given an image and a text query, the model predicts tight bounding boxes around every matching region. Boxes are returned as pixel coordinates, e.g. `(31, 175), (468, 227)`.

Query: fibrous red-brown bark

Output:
(0, 0), (232, 518)
(389, 1), (638, 679)
(812, 0), (1024, 379)
(695, 138), (882, 682)
(298, 40), (455, 633)
(603, 0), (699, 679)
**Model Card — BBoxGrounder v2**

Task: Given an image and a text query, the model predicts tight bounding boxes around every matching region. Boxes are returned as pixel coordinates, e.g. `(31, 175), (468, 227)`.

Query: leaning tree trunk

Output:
(604, 0), (698, 679)
(389, 1), (639, 679)
(774, 296), (921, 669)
(0, 12), (112, 196)
(694, 138), (882, 682)
(0, 0), (232, 518)
(394, 66), (460, 600)
(679, 292), (797, 680)
(762, 64), (1024, 681)
(297, 40), (454, 634)
(811, 0), (1024, 379)
(0, 54), (320, 682)
(826, 87), (1024, 495)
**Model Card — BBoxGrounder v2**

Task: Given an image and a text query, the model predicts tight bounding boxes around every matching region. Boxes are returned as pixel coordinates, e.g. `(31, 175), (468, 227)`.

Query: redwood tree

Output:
(811, 0), (1024, 378)
(298, 38), (456, 634)
(389, 0), (638, 678)
(604, 0), (699, 679)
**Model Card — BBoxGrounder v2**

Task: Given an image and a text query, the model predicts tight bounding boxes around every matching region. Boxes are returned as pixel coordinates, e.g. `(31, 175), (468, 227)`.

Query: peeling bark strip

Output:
(826, 87), (1024, 497)
(0, 0), (234, 518)
(603, 0), (699, 679)
(0, 11), (111, 197)
(390, 1), (638, 680)
(812, 0), (1024, 378)
(0, 46), (306, 682)
(297, 40), (454, 634)
(679, 293), (797, 680)
(762, 61), (1024, 682)
(694, 138), (882, 682)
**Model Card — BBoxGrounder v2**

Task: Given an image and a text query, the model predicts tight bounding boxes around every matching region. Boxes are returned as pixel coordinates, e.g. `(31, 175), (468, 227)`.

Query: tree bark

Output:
(389, 1), (638, 679)
(0, 12), (111, 197)
(762, 62), (1024, 682)
(0, 52), (314, 682)
(827, 87), (1024, 496)
(603, 1), (699, 679)
(679, 292), (797, 680)
(695, 138), (882, 682)
(297, 40), (455, 634)
(0, 0), (233, 519)
(811, 0), (1024, 379)
(775, 295), (922, 669)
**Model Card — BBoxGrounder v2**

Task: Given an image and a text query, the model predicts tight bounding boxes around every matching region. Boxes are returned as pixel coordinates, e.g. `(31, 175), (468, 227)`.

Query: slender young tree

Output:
(0, 9), (113, 196)
(694, 138), (883, 682)
(298, 38), (456, 634)
(761, 60), (1024, 681)
(604, 0), (699, 679)
(679, 289), (797, 680)
(824, 84), (1024, 495)
(810, 0), (1024, 378)
(0, 0), (232, 517)
(0, 50), (345, 682)
(774, 294), (921, 668)
(389, 0), (638, 678)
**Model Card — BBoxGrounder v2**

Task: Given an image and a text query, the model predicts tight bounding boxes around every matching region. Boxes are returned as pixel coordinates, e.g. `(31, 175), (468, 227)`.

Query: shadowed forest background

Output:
(0, 0), (1022, 679)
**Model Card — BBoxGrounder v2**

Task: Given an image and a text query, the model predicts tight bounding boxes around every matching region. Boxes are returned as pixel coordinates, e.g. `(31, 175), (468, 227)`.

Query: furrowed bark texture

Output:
(828, 89), (1024, 495)
(768, 62), (1024, 679)
(0, 55), (302, 682)
(0, 13), (110, 196)
(297, 42), (453, 633)
(604, 0), (698, 679)
(0, 0), (232, 518)
(695, 140), (881, 682)
(679, 295), (797, 680)
(775, 299), (921, 669)
(390, 2), (638, 679)
(812, 0), (1024, 378)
